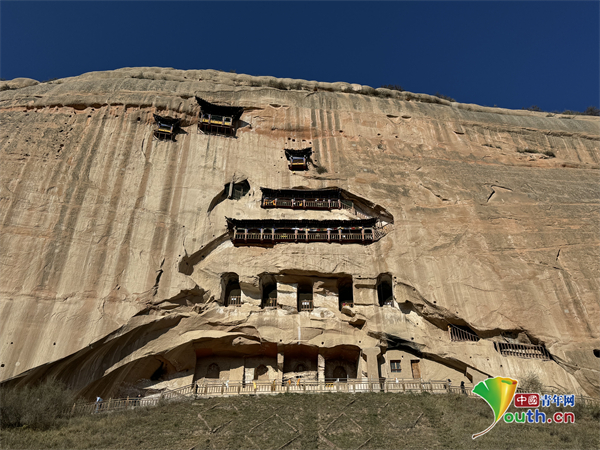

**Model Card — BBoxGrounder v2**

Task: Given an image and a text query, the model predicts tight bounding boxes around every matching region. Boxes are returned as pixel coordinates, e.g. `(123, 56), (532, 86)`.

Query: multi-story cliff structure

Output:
(0, 68), (598, 399)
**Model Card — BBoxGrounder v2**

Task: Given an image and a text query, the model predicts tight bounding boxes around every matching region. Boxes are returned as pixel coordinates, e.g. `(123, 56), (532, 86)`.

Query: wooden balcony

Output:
(232, 231), (374, 244)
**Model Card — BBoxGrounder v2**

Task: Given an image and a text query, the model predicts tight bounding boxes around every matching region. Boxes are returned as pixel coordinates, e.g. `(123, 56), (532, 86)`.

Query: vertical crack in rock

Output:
(153, 258), (165, 296)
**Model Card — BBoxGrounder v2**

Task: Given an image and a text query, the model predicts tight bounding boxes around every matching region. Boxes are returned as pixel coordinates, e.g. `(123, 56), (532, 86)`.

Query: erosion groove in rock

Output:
(0, 67), (598, 399)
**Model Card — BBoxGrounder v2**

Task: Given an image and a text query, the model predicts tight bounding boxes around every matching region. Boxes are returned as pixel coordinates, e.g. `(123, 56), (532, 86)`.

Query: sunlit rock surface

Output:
(0, 67), (598, 398)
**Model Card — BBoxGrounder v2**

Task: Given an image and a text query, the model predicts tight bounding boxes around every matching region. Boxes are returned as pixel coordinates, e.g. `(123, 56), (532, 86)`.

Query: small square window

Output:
(390, 360), (401, 372)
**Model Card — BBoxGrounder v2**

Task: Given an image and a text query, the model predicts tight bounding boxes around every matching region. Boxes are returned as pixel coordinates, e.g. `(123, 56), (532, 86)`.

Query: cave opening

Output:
(261, 275), (277, 308)
(297, 282), (314, 312)
(338, 277), (354, 310)
(222, 273), (242, 307)
(377, 273), (394, 307)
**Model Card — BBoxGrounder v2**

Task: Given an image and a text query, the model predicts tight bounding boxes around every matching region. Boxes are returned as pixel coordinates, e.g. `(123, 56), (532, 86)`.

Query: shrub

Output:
(584, 106), (600, 116)
(518, 372), (544, 393)
(434, 92), (456, 102)
(380, 84), (404, 92)
(523, 105), (543, 112)
(0, 378), (78, 430)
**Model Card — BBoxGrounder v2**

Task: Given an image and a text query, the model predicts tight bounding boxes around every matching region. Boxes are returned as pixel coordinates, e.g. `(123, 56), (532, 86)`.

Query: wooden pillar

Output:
(338, 229), (342, 241)
(327, 229), (331, 243)
(361, 228), (365, 241)
(272, 228), (275, 241)
(303, 199), (306, 209)
(260, 228), (264, 242)
(305, 229), (308, 242)
(328, 199), (331, 210)
(244, 229), (248, 242)
(295, 229), (298, 242)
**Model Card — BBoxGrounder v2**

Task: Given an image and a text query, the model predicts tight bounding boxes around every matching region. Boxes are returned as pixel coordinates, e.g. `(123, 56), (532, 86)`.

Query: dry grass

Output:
(1, 392), (598, 449)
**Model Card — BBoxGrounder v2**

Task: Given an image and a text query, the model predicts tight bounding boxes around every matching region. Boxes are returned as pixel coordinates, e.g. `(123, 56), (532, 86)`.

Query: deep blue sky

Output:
(1, 1), (598, 112)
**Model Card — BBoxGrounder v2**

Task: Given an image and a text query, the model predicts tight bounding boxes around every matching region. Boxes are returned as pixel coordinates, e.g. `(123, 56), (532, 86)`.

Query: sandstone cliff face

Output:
(1, 68), (598, 398)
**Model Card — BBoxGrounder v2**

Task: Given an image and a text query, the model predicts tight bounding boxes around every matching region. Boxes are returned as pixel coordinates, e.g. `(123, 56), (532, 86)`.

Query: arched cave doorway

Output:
(297, 282), (314, 312)
(254, 364), (269, 381)
(206, 363), (220, 379)
(377, 274), (394, 307)
(222, 273), (242, 306)
(338, 277), (354, 310)
(261, 275), (277, 308)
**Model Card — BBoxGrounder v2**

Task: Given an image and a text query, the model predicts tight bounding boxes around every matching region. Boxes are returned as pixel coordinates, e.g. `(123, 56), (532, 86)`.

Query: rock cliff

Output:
(1, 68), (598, 398)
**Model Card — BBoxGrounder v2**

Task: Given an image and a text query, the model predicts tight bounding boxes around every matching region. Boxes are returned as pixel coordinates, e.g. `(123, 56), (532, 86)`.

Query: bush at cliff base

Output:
(0, 378), (78, 430)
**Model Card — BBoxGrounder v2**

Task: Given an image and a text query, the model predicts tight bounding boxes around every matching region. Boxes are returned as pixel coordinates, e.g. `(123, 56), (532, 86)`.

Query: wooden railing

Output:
(227, 296), (242, 307)
(449, 324), (480, 342)
(494, 342), (552, 360)
(263, 298), (277, 307)
(261, 198), (348, 210)
(299, 299), (314, 311)
(233, 232), (374, 243)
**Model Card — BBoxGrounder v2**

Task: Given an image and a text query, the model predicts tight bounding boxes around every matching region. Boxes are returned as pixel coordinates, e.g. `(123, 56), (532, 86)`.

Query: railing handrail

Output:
(74, 377), (599, 415)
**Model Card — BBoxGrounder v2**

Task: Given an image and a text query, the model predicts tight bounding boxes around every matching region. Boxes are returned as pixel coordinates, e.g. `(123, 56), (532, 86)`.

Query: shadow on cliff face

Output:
(179, 233), (230, 276)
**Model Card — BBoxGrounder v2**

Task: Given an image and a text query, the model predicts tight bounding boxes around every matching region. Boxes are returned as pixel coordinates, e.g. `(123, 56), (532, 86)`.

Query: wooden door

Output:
(411, 360), (421, 379)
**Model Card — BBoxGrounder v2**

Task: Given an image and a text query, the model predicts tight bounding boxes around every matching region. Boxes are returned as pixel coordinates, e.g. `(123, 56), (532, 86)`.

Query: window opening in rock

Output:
(332, 366), (348, 382)
(297, 283), (313, 312)
(338, 277), (354, 310)
(448, 324), (480, 342)
(223, 273), (242, 307)
(261, 277), (277, 308)
(225, 180), (250, 200)
(410, 360), (421, 379)
(594, 349), (600, 358)
(206, 363), (220, 379)
(377, 274), (394, 307)
(254, 364), (269, 380)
